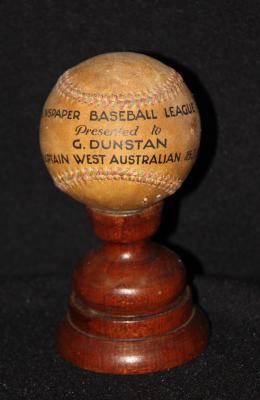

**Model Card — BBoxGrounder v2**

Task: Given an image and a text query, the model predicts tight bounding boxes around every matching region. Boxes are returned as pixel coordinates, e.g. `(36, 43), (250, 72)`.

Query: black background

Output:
(0, 1), (259, 399)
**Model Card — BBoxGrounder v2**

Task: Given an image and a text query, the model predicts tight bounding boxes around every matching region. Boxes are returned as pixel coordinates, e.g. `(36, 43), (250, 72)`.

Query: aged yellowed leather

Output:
(40, 52), (200, 212)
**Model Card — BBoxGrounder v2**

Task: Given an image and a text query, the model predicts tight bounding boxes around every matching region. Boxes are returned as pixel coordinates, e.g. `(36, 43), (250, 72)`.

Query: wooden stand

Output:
(57, 202), (209, 374)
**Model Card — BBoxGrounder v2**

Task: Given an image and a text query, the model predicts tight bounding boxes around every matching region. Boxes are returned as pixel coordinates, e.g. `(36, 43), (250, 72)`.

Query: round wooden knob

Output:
(40, 52), (200, 212)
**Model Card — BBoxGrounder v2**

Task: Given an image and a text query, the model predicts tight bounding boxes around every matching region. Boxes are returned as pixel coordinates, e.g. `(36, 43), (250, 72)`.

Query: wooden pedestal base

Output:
(57, 202), (209, 374)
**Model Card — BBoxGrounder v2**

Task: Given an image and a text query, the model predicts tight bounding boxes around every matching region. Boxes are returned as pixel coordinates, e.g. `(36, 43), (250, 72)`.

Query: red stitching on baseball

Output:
(56, 69), (184, 108)
(53, 168), (183, 196)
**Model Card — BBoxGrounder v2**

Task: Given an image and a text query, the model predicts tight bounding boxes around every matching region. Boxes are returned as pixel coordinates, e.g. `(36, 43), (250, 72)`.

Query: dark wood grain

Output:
(57, 202), (209, 374)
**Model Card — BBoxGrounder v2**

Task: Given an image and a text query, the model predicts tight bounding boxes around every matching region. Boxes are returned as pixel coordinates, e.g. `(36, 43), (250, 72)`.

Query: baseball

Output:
(40, 52), (201, 212)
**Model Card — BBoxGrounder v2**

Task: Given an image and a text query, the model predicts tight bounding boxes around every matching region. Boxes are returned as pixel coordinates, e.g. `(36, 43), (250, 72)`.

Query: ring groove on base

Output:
(57, 306), (209, 374)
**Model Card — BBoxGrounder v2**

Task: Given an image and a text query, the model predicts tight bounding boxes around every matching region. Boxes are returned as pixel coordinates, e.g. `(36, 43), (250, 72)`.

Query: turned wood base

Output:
(57, 202), (209, 374)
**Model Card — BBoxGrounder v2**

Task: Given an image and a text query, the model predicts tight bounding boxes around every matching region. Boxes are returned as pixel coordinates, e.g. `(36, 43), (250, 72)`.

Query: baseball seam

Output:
(53, 167), (183, 195)
(56, 69), (184, 108)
